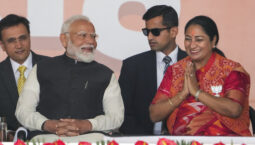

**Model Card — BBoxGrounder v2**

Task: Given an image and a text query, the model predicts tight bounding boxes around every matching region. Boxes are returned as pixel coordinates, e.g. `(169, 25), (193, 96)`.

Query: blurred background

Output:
(0, 0), (254, 107)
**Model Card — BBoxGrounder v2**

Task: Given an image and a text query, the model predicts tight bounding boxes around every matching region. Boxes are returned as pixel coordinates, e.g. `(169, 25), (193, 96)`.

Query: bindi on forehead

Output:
(191, 30), (195, 36)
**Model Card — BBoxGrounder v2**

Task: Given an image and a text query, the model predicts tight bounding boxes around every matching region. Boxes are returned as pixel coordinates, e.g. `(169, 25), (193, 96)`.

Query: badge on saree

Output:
(211, 85), (222, 97)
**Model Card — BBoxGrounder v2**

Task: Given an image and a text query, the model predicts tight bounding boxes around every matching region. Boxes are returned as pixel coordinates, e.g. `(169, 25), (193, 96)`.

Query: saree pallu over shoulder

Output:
(157, 53), (251, 136)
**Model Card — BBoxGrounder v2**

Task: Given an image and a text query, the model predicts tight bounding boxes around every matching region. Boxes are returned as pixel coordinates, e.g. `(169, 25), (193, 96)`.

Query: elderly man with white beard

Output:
(15, 15), (124, 140)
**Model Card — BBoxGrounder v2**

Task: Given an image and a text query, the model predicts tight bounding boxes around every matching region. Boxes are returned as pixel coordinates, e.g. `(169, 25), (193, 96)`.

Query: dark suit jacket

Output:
(0, 52), (49, 131)
(119, 48), (187, 135)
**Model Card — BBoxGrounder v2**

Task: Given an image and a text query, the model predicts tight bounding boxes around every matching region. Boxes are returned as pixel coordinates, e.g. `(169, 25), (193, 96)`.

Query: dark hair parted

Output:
(143, 5), (178, 27)
(0, 14), (30, 40)
(185, 15), (219, 46)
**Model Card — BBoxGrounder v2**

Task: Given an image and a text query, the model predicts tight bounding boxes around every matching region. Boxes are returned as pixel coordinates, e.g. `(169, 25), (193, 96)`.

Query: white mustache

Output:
(79, 44), (95, 50)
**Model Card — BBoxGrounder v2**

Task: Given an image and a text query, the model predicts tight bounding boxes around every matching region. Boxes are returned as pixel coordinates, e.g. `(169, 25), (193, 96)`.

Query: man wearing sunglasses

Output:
(119, 5), (187, 135)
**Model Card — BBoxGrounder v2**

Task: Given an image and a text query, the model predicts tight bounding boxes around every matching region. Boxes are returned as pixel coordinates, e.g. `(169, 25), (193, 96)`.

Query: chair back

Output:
(249, 106), (255, 135)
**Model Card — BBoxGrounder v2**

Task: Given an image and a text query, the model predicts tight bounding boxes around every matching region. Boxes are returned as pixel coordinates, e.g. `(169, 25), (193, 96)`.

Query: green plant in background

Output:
(176, 140), (192, 145)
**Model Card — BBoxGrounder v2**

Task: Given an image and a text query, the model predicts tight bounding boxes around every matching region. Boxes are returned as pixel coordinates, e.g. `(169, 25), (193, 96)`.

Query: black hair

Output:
(0, 14), (30, 41)
(143, 5), (178, 27)
(213, 47), (225, 57)
(185, 15), (219, 46)
(185, 15), (223, 55)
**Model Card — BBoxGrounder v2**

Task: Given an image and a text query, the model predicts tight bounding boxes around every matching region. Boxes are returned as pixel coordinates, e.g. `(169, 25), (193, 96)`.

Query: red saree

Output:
(152, 53), (251, 136)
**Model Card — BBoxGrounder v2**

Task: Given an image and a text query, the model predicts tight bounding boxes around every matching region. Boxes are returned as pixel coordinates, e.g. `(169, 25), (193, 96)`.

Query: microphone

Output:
(17, 130), (27, 141)
(13, 127), (28, 142)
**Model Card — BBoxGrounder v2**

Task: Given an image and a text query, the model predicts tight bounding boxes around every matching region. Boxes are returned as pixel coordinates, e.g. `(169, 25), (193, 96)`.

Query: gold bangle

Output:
(195, 90), (201, 101)
(167, 98), (173, 105)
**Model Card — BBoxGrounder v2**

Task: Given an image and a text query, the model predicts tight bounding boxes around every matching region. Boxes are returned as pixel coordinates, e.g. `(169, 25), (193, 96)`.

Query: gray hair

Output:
(61, 15), (90, 34)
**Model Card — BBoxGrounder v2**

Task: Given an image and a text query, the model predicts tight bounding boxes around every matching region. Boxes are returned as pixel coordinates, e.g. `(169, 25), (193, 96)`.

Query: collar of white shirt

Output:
(156, 45), (179, 65)
(10, 52), (33, 83)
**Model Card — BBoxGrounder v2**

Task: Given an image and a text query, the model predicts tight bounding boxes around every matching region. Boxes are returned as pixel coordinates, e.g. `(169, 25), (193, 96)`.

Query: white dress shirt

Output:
(154, 46), (179, 134)
(15, 65), (124, 132)
(156, 46), (178, 88)
(10, 52), (33, 84)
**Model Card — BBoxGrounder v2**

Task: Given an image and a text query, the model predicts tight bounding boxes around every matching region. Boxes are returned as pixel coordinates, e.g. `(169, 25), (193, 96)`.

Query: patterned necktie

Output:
(163, 56), (172, 74)
(17, 65), (27, 95)
(161, 56), (172, 135)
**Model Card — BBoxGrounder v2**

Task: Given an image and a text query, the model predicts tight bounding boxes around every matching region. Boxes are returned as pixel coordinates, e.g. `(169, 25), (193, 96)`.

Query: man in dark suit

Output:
(0, 14), (48, 132)
(119, 5), (187, 135)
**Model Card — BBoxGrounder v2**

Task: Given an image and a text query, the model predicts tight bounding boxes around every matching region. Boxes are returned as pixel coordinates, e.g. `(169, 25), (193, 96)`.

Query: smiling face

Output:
(0, 23), (31, 64)
(61, 19), (97, 62)
(184, 24), (216, 66)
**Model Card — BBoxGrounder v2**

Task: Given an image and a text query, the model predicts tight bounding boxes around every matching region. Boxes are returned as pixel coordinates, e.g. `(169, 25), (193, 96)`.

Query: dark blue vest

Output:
(36, 54), (112, 120)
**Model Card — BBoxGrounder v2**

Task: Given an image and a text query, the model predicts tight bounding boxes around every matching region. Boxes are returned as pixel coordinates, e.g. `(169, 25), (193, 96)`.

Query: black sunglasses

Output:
(142, 27), (171, 36)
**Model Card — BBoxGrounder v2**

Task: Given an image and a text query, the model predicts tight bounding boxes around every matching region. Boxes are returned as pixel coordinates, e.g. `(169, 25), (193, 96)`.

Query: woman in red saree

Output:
(149, 16), (251, 136)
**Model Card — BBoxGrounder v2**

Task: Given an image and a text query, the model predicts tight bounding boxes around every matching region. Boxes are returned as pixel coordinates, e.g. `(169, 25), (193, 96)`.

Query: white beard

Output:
(76, 50), (94, 63)
(67, 40), (95, 63)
